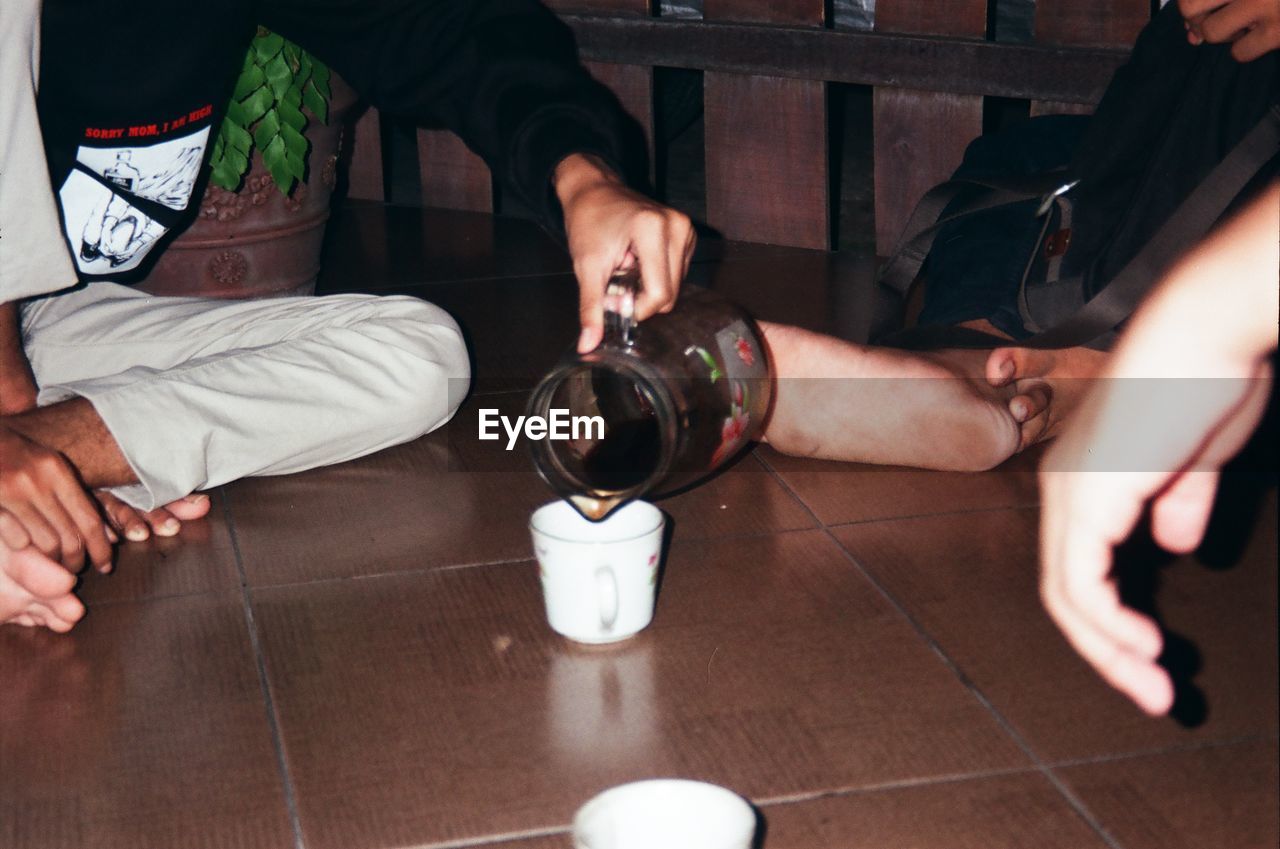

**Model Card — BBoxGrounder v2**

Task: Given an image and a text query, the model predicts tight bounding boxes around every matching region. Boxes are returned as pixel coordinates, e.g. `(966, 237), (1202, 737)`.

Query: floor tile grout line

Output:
(228, 526), (824, 594)
(820, 501), (1042, 529)
(750, 764), (1045, 808)
(218, 489), (308, 849)
(751, 452), (1043, 523)
(414, 760), (1144, 848)
(81, 588), (230, 609)
(408, 824), (571, 849)
(1042, 732), (1280, 770)
(755, 460), (1129, 849)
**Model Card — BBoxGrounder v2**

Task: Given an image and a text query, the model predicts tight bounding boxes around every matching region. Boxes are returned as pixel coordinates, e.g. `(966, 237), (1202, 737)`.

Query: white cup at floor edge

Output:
(572, 778), (757, 849)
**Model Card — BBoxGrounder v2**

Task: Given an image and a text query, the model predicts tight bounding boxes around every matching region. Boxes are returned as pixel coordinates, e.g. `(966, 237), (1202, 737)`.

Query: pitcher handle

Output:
(602, 267), (639, 348)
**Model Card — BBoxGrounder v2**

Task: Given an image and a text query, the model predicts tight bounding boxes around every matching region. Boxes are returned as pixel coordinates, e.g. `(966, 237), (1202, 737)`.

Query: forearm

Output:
(0, 301), (38, 415)
(553, 153), (622, 209)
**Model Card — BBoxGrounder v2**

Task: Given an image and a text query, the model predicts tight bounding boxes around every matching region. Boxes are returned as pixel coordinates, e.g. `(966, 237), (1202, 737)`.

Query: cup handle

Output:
(595, 566), (619, 633)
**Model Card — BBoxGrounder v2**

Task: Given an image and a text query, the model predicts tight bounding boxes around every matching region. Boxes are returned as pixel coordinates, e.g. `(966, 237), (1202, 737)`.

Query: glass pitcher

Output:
(528, 270), (772, 521)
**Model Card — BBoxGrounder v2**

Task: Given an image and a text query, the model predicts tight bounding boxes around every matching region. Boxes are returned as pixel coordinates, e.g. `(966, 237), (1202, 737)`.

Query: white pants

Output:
(6, 1), (470, 510)
(21, 284), (471, 510)
(0, 0), (78, 300)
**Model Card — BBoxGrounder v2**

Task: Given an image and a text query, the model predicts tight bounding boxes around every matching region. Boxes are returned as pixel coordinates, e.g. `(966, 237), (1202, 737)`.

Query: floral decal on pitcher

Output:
(690, 345), (723, 383)
(711, 379), (751, 467)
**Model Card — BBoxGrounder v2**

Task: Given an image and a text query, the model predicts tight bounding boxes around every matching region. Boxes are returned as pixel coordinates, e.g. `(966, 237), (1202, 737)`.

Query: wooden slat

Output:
(585, 60), (655, 183)
(1030, 100), (1096, 117)
(1034, 0), (1150, 48)
(872, 88), (983, 253)
(704, 74), (829, 248)
(1031, 0), (1149, 114)
(870, 0), (986, 256)
(562, 17), (1128, 105)
(346, 107), (384, 202)
(874, 0), (989, 37)
(703, 0), (825, 27)
(543, 0), (652, 15)
(416, 130), (492, 212)
(703, 0), (829, 249)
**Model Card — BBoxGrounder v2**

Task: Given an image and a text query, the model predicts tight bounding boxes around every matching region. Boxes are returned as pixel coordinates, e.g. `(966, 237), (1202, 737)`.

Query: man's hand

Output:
(0, 424), (113, 573)
(1039, 365), (1270, 715)
(1038, 181), (1278, 715)
(554, 154), (696, 353)
(1179, 0), (1280, 61)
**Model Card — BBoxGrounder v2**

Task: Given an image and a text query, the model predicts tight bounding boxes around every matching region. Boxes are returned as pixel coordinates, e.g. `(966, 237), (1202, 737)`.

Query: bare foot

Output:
(1, 543), (85, 632)
(985, 345), (1108, 448)
(95, 492), (212, 548)
(759, 323), (1048, 470)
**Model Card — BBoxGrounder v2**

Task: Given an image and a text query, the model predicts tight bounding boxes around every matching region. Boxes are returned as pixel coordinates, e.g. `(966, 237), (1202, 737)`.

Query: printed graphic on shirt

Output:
(59, 127), (209, 275)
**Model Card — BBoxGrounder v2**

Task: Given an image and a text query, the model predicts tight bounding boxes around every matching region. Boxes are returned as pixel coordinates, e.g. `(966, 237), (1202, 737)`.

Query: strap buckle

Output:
(1036, 179), (1080, 217)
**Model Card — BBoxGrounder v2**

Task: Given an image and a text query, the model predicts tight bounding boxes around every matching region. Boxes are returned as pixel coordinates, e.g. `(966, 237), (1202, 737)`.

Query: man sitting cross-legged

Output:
(0, 0), (695, 631)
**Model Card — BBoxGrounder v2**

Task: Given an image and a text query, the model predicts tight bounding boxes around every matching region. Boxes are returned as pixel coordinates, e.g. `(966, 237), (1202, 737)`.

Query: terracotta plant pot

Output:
(138, 77), (358, 299)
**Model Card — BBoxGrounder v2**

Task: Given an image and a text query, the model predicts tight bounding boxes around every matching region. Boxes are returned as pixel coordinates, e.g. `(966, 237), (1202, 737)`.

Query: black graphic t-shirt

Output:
(38, 0), (631, 283)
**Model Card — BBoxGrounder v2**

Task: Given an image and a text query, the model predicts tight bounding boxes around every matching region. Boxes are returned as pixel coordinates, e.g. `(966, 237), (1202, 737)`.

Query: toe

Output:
(985, 348), (1019, 387)
(987, 346), (1060, 389)
(12, 550), (77, 599)
(47, 594), (86, 627)
(23, 604), (51, 630)
(1004, 379), (1054, 452)
(163, 493), (212, 522)
(31, 607), (69, 633)
(141, 507), (180, 537)
(1017, 408), (1053, 452)
(1009, 381), (1051, 424)
(101, 495), (149, 542)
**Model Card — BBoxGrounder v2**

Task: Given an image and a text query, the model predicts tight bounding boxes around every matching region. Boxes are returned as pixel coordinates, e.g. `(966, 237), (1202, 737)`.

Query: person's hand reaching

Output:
(554, 154), (695, 353)
(1038, 182), (1278, 714)
(1039, 360), (1271, 714)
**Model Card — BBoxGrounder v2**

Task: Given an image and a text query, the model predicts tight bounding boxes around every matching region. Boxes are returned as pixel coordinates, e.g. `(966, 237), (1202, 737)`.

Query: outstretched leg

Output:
(759, 322), (1046, 470)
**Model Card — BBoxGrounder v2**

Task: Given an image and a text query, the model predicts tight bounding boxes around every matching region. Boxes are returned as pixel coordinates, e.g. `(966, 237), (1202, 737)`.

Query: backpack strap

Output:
(876, 171), (1070, 300)
(1022, 103), (1280, 350)
(881, 104), (1280, 351)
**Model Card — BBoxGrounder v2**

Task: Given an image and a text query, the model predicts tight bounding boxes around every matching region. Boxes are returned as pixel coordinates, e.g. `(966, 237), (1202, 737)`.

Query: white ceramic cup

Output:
(572, 779), (757, 849)
(530, 500), (664, 644)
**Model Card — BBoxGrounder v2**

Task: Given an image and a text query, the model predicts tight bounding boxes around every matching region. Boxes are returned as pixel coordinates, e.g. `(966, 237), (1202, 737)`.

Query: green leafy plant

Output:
(209, 27), (331, 195)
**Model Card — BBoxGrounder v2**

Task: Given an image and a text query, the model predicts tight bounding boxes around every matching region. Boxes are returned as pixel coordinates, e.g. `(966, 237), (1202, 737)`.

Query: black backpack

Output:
(878, 4), (1280, 351)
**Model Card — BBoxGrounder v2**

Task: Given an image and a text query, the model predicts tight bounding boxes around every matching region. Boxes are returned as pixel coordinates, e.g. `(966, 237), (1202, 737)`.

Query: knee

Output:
(368, 297), (472, 439)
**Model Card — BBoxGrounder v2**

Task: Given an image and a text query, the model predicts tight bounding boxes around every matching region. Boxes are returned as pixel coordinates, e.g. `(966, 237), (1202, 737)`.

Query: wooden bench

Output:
(344, 0), (1152, 255)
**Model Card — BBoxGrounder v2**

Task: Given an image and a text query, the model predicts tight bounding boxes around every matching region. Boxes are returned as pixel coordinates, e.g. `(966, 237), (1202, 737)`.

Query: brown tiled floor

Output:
(2, 205), (1276, 849)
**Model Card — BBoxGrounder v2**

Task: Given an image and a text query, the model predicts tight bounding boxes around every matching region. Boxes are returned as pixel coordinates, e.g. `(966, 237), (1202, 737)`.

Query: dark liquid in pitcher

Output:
(580, 416), (662, 491)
